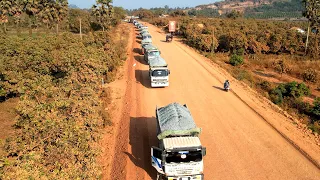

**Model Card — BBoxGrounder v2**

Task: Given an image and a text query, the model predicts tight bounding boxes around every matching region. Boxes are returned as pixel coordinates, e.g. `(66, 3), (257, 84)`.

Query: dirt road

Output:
(108, 24), (320, 180)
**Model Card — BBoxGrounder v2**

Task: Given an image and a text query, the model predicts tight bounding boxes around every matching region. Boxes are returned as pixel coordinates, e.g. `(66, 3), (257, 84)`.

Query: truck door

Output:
(151, 146), (164, 174)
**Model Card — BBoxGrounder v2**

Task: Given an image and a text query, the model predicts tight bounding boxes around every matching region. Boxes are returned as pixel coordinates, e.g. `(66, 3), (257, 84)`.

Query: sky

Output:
(68, 0), (217, 10)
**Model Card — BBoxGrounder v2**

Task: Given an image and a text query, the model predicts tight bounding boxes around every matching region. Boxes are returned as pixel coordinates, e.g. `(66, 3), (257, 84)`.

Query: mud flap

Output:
(151, 146), (164, 174)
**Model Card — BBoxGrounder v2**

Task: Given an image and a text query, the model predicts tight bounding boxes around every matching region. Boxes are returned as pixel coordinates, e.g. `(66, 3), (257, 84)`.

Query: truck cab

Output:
(152, 103), (206, 180)
(141, 38), (152, 55)
(149, 57), (170, 87)
(139, 26), (148, 31)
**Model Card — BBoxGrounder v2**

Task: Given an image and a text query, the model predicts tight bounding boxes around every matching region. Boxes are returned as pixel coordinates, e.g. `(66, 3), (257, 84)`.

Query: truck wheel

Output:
(156, 174), (165, 180)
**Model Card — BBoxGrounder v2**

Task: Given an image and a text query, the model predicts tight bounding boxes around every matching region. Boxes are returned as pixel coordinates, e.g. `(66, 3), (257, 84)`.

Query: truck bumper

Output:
(162, 174), (204, 180)
(151, 82), (169, 87)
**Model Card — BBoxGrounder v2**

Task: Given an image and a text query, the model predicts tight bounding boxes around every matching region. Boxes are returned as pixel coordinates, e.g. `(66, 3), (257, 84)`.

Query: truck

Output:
(142, 33), (152, 40)
(148, 56), (170, 87)
(144, 44), (160, 64)
(141, 38), (152, 55)
(151, 102), (206, 180)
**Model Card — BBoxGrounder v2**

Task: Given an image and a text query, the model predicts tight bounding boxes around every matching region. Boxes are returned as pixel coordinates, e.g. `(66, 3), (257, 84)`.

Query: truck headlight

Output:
(193, 175), (202, 179)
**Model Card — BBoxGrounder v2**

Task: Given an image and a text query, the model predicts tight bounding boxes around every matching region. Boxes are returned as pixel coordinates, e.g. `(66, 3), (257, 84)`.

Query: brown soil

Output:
(101, 23), (320, 179)
(0, 98), (18, 156)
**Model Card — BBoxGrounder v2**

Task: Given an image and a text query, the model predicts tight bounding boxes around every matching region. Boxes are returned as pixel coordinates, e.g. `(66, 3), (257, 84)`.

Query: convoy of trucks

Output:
(131, 20), (205, 179)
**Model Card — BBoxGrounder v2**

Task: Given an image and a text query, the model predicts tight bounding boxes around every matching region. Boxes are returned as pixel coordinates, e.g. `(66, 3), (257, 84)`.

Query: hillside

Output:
(193, 0), (304, 18)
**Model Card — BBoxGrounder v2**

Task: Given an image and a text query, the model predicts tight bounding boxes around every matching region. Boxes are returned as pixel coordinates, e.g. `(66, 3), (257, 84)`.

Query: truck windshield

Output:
(166, 150), (202, 163)
(148, 51), (160, 57)
(152, 70), (168, 77)
(143, 35), (151, 39)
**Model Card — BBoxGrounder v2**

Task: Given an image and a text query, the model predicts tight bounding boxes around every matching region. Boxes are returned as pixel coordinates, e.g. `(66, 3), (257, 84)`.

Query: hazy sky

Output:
(68, 0), (217, 9)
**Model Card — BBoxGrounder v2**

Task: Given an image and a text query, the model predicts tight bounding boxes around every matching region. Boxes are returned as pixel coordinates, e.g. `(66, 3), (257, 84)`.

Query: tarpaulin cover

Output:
(156, 103), (201, 140)
(149, 56), (167, 67)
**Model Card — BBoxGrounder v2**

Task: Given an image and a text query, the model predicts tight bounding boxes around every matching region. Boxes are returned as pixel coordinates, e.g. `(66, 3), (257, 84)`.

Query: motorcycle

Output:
(224, 82), (230, 92)
(166, 34), (173, 42)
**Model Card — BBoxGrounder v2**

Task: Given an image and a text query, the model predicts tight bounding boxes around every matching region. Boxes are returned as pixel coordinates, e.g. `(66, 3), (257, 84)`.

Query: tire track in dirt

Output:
(127, 35), (156, 180)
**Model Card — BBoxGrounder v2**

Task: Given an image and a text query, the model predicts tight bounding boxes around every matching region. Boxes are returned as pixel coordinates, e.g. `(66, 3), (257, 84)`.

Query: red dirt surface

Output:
(102, 23), (320, 180)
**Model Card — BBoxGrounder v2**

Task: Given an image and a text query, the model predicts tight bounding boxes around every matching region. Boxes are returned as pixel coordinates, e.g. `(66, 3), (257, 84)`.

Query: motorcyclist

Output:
(224, 80), (230, 89)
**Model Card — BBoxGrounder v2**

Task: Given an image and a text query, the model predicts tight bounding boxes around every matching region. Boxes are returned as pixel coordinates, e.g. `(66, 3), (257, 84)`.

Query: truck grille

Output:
(175, 168), (193, 175)
(154, 79), (167, 82)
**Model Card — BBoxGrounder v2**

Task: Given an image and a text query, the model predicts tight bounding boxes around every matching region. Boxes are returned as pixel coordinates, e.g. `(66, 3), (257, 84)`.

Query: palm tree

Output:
(91, 0), (113, 31)
(303, 0), (320, 56)
(0, 0), (23, 34)
(23, 0), (44, 35)
(51, 0), (68, 34)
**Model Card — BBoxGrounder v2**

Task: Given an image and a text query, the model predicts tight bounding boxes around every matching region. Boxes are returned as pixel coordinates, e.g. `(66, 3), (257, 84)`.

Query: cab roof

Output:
(163, 137), (202, 150)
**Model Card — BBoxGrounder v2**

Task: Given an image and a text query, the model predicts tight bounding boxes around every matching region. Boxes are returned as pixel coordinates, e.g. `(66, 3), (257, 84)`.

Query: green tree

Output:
(303, 0), (320, 57)
(23, 0), (44, 35)
(91, 0), (113, 31)
(68, 8), (90, 33)
(226, 10), (243, 19)
(0, 0), (23, 34)
(133, 9), (154, 19)
(51, 0), (68, 34)
(312, 97), (320, 117)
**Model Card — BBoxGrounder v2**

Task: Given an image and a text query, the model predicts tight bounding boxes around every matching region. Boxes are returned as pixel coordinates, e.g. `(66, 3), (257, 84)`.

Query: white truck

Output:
(149, 56), (170, 87)
(152, 103), (206, 180)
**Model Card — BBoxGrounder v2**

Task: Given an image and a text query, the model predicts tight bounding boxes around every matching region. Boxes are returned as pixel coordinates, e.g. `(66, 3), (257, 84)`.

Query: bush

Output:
(235, 48), (245, 56)
(270, 88), (284, 104)
(312, 98), (320, 118)
(259, 81), (272, 92)
(229, 54), (244, 66)
(302, 68), (318, 83)
(270, 81), (310, 104)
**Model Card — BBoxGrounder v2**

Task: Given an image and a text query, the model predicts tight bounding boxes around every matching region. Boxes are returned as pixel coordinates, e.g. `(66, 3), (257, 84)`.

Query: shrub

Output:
(312, 98), (320, 118)
(229, 54), (244, 66)
(259, 81), (272, 92)
(270, 81), (310, 104)
(235, 48), (245, 56)
(270, 88), (284, 104)
(273, 60), (290, 76)
(302, 68), (318, 83)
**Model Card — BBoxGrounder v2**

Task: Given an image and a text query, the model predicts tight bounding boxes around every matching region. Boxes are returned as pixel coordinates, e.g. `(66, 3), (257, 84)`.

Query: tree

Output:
(132, 9), (154, 19)
(303, 0), (320, 57)
(68, 8), (90, 33)
(91, 0), (113, 31)
(51, 0), (68, 34)
(226, 10), (243, 19)
(170, 10), (187, 17)
(0, 0), (23, 34)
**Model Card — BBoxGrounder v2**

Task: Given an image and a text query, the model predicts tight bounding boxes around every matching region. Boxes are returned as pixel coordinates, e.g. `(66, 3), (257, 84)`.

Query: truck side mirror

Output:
(202, 147), (206, 156)
(168, 70), (171, 75)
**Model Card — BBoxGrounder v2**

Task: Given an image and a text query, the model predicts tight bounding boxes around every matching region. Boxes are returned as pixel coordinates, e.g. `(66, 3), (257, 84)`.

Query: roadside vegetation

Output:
(138, 2), (320, 133)
(0, 0), (128, 179)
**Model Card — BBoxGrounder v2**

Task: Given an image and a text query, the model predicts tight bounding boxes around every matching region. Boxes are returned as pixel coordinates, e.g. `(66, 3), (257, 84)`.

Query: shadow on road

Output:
(134, 55), (148, 65)
(160, 40), (168, 43)
(135, 69), (151, 88)
(133, 48), (141, 54)
(136, 40), (141, 43)
(124, 116), (158, 179)
(212, 85), (227, 92)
